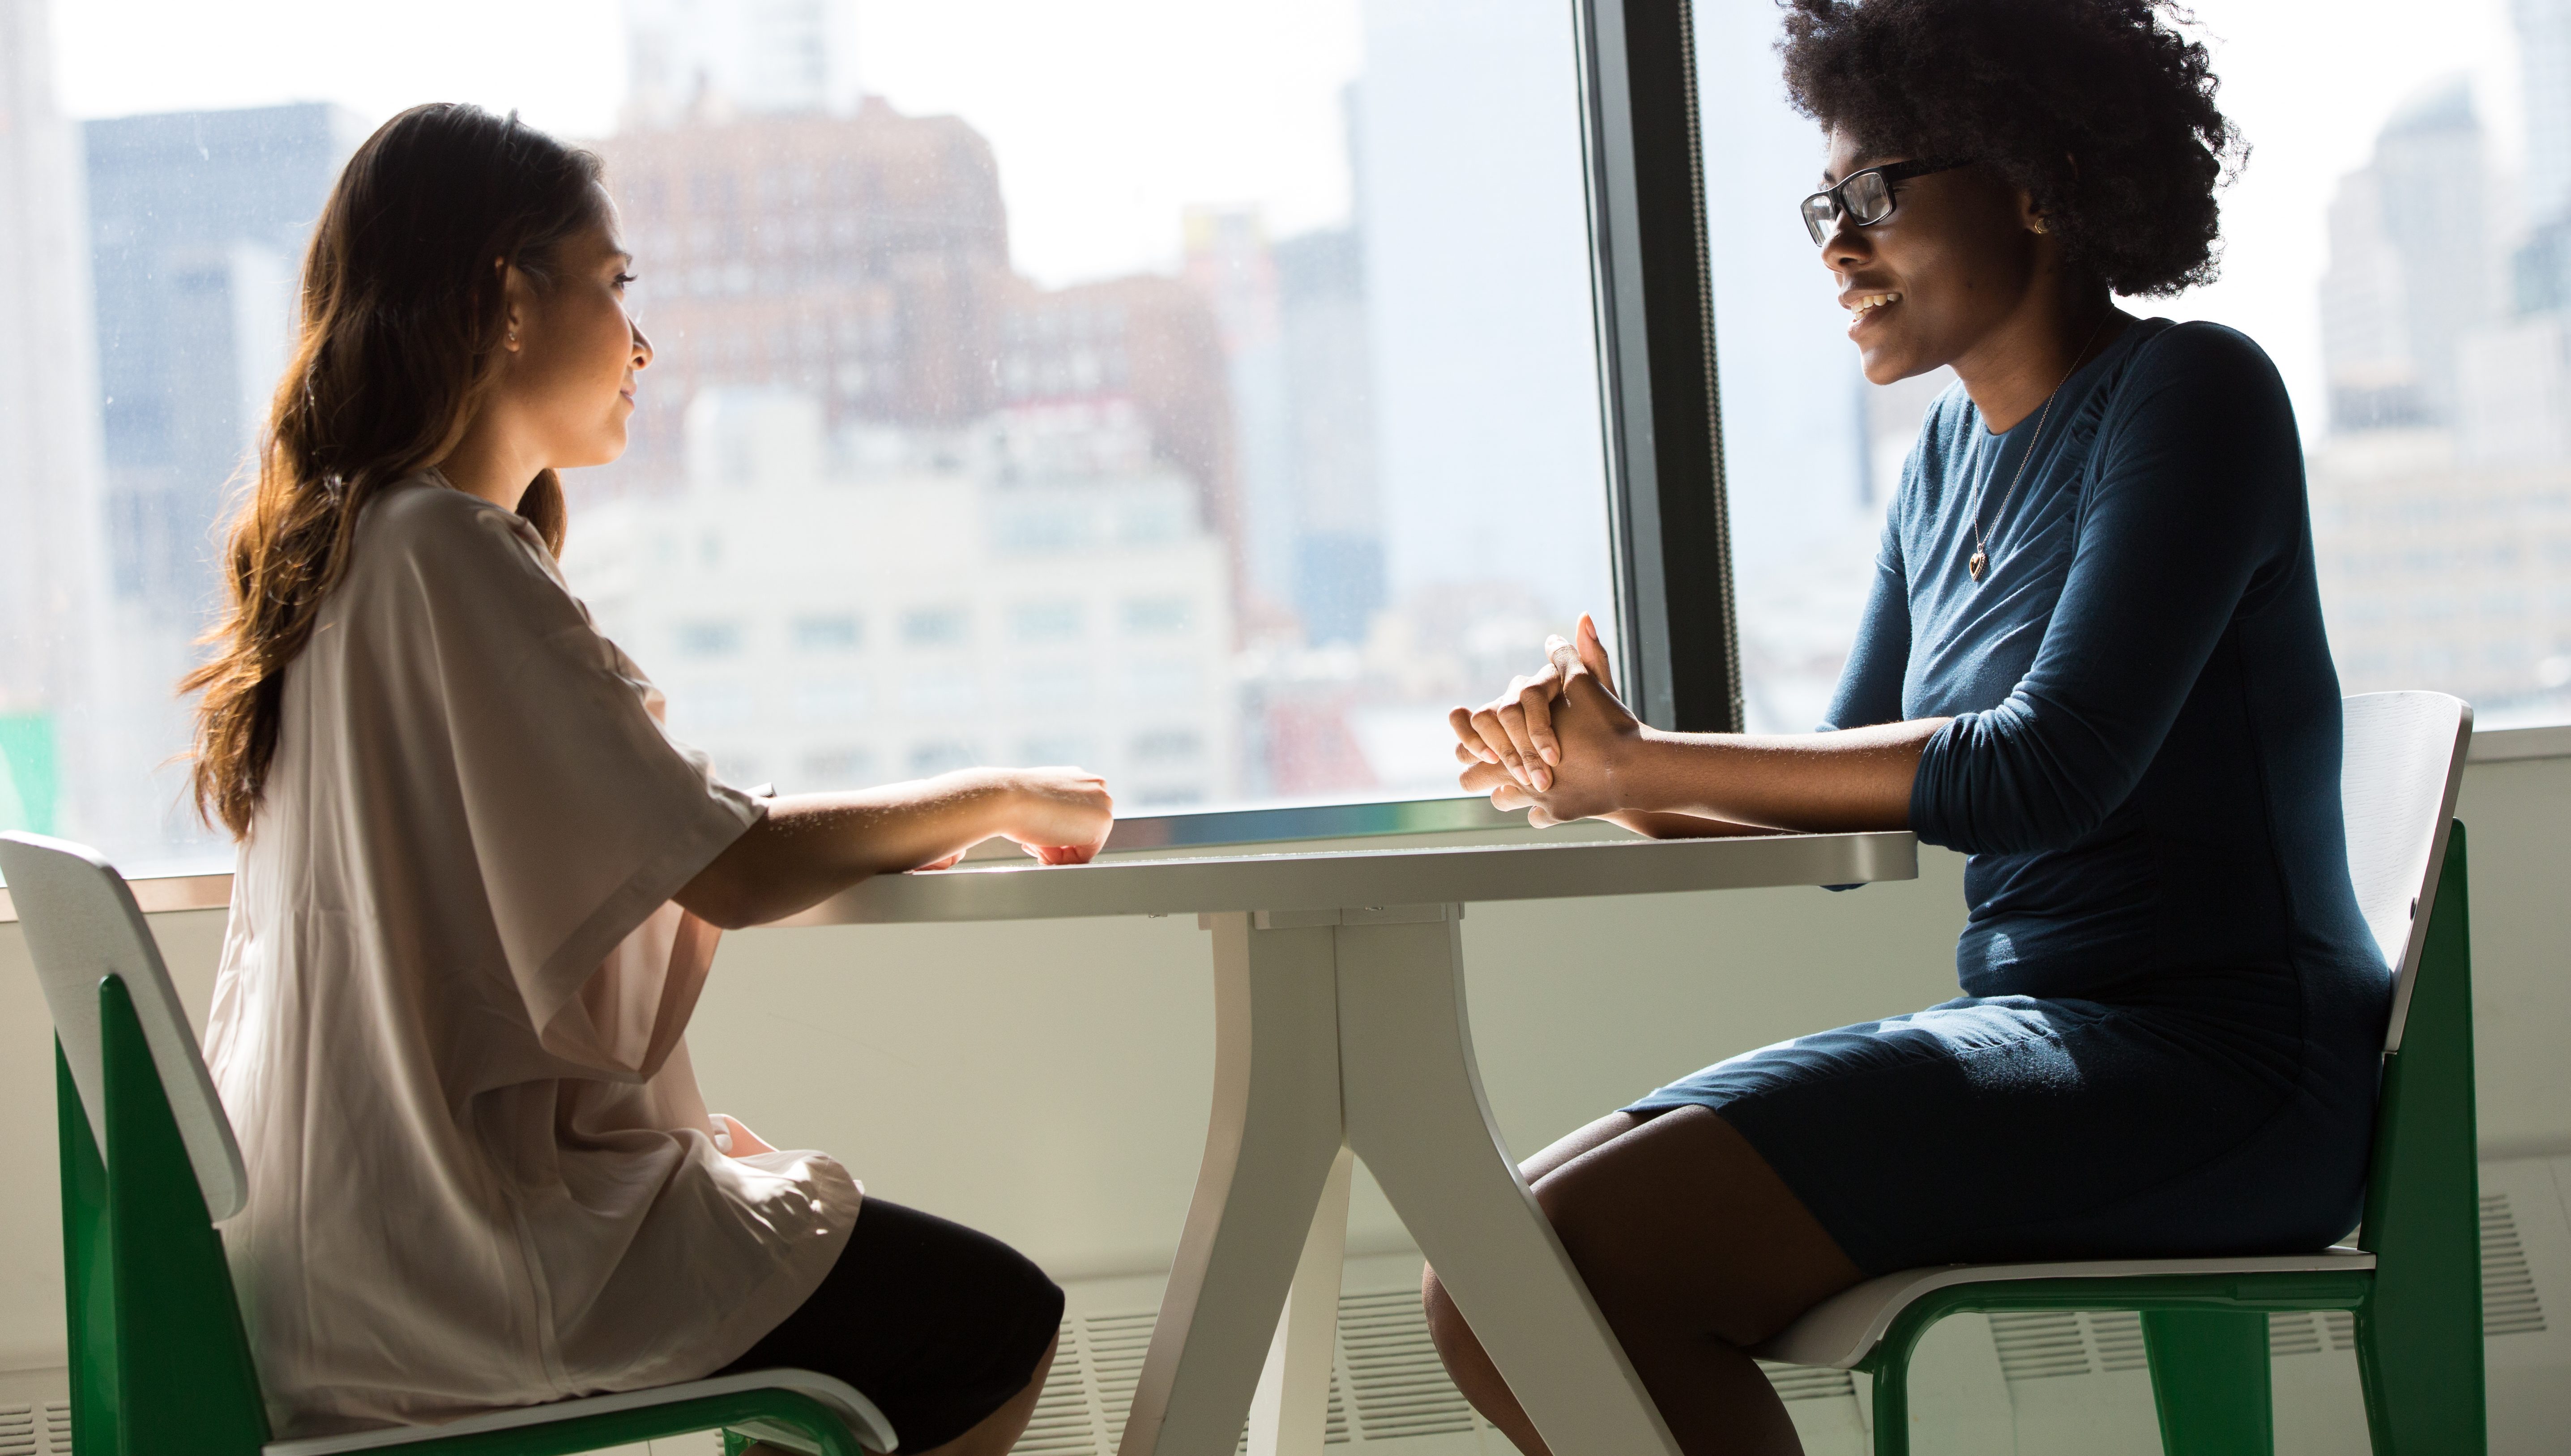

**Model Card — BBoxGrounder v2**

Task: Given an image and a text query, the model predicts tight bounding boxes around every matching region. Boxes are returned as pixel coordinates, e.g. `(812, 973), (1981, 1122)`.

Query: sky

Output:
(2153, 0), (2523, 434)
(49, 0), (1363, 288)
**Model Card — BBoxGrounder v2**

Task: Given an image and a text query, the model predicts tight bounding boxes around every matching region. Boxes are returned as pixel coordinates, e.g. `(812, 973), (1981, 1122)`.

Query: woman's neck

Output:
(436, 412), (542, 513)
(1953, 288), (2127, 434)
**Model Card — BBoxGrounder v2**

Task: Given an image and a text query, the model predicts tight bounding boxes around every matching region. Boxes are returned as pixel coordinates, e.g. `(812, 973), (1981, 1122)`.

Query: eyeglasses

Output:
(1801, 159), (1969, 246)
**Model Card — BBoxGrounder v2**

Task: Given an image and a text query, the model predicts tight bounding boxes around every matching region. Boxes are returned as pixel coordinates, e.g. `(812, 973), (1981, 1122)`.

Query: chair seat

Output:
(1755, 1247), (2379, 1371)
(261, 1368), (897, 1455)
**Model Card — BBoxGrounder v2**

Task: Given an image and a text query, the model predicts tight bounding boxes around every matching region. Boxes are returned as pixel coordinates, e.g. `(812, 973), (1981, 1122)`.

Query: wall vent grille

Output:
(0, 1405), (62, 1456)
(2482, 1191), (2549, 1336)
(1990, 1311), (2095, 1381)
(1012, 1323), (1097, 1456)
(1755, 1362), (1858, 1402)
(1988, 1310), (2153, 1382)
(1016, 1295), (1464, 1455)
(2087, 1311), (2151, 1372)
(1338, 1290), (1476, 1441)
(2269, 1311), (2325, 1358)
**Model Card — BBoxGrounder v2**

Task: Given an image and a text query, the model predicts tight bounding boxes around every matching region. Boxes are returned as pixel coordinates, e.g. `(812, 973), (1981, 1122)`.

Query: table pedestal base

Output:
(1117, 907), (1683, 1456)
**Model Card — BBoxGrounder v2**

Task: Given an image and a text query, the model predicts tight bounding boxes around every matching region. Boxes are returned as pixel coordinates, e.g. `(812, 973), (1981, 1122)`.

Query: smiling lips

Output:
(1845, 290), (1902, 335)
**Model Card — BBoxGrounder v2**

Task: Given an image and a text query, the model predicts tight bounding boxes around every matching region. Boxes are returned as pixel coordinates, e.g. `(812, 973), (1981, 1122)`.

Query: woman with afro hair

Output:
(1439, 2), (2384, 1451)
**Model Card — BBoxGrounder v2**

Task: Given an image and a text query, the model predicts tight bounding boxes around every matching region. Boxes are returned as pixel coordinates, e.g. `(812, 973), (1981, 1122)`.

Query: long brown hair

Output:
(186, 103), (606, 838)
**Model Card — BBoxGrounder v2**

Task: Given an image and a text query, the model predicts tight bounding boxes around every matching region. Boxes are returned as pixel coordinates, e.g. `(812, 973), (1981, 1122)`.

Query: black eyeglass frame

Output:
(1800, 158), (1970, 245)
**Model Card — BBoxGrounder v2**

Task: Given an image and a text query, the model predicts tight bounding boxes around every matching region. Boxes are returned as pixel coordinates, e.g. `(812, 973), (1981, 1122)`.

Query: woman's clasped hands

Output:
(1449, 612), (1642, 828)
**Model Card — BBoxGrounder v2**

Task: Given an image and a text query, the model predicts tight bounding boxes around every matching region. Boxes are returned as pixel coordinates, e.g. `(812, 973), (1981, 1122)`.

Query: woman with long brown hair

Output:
(190, 102), (1102, 1452)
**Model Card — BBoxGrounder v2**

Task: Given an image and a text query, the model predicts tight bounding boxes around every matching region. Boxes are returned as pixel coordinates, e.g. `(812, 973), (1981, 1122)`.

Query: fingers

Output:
(1466, 701), (1518, 785)
(915, 851), (965, 871)
(1576, 613), (1618, 696)
(1449, 705), (1498, 764)
(1523, 649), (1567, 776)
(1456, 755), (1535, 813)
(1495, 690), (1554, 791)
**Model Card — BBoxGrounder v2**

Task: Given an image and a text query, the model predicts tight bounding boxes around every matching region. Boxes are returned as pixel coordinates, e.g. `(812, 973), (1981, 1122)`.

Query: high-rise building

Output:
(597, 101), (1013, 458)
(623, 0), (862, 130)
(2319, 78), (2495, 431)
(1273, 227), (1381, 645)
(1180, 209), (1385, 645)
(2310, 51), (2571, 720)
(595, 100), (1243, 577)
(997, 272), (1240, 567)
(2518, 0), (2571, 228)
(564, 392), (1238, 807)
(0, 0), (112, 842)
(83, 103), (364, 623)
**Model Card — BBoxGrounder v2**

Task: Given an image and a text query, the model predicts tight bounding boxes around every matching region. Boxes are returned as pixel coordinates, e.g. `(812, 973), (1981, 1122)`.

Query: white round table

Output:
(784, 829), (1920, 1456)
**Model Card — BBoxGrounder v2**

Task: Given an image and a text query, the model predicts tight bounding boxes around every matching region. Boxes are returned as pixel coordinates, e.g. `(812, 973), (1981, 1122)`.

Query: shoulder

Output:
(358, 477), (563, 590)
(2115, 319), (2291, 406)
(344, 475), (581, 634)
(364, 476), (547, 558)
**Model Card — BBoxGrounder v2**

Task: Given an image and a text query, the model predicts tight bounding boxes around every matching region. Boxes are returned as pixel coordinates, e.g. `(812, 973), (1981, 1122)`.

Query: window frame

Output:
(36, 0), (1741, 894)
(1576, 0), (1744, 735)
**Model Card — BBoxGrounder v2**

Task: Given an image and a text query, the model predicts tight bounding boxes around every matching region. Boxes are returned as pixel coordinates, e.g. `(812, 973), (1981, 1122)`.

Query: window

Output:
(3, 0), (1692, 878)
(900, 608), (972, 651)
(1009, 601), (1085, 644)
(1703, 0), (2571, 733)
(674, 620), (747, 659)
(1122, 596), (1195, 636)
(792, 613), (863, 652)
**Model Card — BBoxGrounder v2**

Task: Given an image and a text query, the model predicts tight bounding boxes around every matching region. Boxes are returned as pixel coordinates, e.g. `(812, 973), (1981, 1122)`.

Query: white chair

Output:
(0, 829), (897, 1456)
(1753, 692), (2486, 1455)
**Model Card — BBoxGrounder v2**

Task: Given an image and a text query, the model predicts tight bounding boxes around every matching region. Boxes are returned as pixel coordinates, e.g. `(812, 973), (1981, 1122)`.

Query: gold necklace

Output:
(1967, 315), (2112, 582)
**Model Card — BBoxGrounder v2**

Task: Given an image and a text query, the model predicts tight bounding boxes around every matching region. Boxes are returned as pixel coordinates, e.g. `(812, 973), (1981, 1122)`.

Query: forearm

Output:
(677, 771), (1015, 929)
(1601, 720), (1948, 833)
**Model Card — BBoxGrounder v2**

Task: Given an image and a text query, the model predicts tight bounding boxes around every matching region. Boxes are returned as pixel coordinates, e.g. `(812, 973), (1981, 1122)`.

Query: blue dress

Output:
(1627, 319), (2392, 1275)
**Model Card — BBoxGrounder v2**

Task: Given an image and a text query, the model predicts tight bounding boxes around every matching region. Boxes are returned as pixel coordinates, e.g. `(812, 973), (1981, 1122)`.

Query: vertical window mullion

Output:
(1577, 0), (1743, 732)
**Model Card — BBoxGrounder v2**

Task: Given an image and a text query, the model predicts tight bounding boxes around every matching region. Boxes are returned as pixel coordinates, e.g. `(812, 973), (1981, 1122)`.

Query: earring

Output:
(507, 331), (519, 346)
(2031, 218), (2051, 235)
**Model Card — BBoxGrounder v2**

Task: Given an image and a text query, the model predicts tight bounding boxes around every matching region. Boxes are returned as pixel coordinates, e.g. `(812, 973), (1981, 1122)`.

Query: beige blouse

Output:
(205, 475), (862, 1437)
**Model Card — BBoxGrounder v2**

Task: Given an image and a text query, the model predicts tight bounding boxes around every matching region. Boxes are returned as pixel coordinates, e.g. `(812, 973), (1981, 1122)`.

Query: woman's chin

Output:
(1857, 337), (1935, 387)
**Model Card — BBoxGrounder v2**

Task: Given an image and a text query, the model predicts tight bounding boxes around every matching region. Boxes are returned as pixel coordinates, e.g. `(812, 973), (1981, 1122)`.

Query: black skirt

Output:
(718, 1198), (1065, 1451)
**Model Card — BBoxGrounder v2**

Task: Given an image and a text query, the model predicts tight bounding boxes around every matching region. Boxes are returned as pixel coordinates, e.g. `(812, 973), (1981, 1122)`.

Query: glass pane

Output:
(1705, 0), (2571, 734)
(3, 0), (1614, 875)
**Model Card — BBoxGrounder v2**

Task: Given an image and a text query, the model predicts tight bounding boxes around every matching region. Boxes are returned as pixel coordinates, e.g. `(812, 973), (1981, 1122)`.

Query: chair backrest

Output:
(2338, 692), (2473, 1053)
(0, 831), (247, 1220)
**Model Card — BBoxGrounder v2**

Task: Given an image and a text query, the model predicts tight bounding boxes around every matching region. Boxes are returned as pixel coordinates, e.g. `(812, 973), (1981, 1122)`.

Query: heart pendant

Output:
(1968, 550), (1988, 581)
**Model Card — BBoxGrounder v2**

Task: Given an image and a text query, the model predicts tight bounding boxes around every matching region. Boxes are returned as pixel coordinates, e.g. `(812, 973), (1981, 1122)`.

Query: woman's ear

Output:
(495, 256), (528, 352)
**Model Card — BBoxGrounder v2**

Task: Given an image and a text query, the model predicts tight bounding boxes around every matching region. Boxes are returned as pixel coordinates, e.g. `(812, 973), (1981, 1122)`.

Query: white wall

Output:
(3, 745), (2566, 1392)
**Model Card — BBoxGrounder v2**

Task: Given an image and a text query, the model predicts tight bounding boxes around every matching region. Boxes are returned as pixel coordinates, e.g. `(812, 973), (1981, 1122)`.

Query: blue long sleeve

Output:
(1854, 319), (2375, 996)
(1910, 327), (2304, 854)
(1820, 518), (1911, 732)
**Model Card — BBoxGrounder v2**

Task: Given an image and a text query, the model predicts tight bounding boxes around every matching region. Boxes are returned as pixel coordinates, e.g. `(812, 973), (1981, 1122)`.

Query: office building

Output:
(83, 103), (364, 624)
(1181, 210), (1386, 647)
(2318, 78), (2495, 431)
(593, 102), (1243, 564)
(0, 0), (111, 841)
(564, 390), (1238, 807)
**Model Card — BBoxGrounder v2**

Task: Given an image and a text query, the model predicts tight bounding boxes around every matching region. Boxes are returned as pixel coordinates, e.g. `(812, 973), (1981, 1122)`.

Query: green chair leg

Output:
(2142, 1309), (2272, 1455)
(2354, 827), (2486, 1456)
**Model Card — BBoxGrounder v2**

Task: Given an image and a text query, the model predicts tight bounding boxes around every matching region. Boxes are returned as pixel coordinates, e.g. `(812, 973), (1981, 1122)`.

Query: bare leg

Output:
(1422, 1108), (1861, 1456)
(745, 1330), (1059, 1456)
